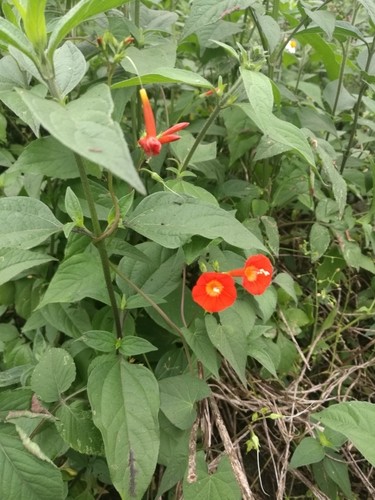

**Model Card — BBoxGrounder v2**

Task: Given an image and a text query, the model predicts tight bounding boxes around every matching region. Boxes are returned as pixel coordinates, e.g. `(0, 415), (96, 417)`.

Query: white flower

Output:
(285, 39), (297, 54)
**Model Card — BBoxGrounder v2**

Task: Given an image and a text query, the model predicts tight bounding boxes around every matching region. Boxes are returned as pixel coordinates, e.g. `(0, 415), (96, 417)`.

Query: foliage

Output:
(0, 0), (375, 498)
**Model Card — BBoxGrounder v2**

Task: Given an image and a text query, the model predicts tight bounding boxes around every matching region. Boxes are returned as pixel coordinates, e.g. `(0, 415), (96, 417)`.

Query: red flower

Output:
(138, 88), (189, 156)
(228, 254), (273, 295)
(192, 272), (237, 313)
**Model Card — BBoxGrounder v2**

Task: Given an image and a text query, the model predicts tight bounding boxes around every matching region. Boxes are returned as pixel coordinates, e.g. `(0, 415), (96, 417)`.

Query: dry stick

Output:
(209, 397), (255, 500)
(186, 417), (199, 483)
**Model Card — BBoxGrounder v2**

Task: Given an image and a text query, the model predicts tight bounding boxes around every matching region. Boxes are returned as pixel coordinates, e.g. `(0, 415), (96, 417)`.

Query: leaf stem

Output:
(75, 154), (122, 338)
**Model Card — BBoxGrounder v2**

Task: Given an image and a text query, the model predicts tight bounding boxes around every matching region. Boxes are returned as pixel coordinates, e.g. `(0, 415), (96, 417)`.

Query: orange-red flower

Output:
(138, 88), (189, 156)
(192, 272), (237, 313)
(228, 254), (273, 295)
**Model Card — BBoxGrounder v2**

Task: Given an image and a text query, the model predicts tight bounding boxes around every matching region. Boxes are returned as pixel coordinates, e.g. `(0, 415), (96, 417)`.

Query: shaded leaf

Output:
(113, 67), (212, 89)
(124, 192), (266, 251)
(47, 0), (132, 56)
(289, 437), (325, 468)
(37, 251), (110, 308)
(31, 348), (76, 403)
(240, 69), (315, 166)
(313, 402), (375, 466)
(0, 424), (64, 500)
(0, 248), (55, 286)
(159, 374), (211, 429)
(18, 85), (144, 193)
(87, 355), (160, 499)
(56, 401), (104, 455)
(182, 0), (256, 39)
(0, 197), (62, 249)
(183, 452), (241, 499)
(205, 314), (247, 385)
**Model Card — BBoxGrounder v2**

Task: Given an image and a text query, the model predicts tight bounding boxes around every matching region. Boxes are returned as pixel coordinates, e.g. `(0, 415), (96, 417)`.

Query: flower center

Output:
(244, 266), (270, 281)
(205, 280), (224, 297)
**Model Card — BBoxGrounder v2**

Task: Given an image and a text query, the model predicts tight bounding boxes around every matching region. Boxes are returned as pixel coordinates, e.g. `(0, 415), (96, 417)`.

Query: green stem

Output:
(75, 154), (122, 338)
(272, 0), (279, 18)
(340, 35), (375, 173)
(180, 78), (243, 172)
(133, 0), (140, 28)
(180, 104), (221, 172)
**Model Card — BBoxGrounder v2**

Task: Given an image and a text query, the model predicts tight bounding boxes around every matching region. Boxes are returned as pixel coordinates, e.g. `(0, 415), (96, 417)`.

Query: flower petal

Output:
(138, 136), (161, 156)
(192, 272), (237, 313)
(158, 134), (182, 144)
(139, 88), (157, 137)
(159, 122), (190, 137)
(241, 255), (273, 295)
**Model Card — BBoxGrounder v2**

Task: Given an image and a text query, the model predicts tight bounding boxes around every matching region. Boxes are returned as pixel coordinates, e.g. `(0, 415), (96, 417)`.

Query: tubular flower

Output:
(138, 88), (189, 156)
(192, 272), (237, 313)
(228, 254), (273, 295)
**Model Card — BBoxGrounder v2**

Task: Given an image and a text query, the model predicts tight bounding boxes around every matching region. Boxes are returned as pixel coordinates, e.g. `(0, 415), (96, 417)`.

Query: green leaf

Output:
(0, 86), (47, 137)
(116, 243), (184, 308)
(273, 273), (298, 303)
(54, 41), (87, 97)
(165, 180), (219, 206)
(37, 251), (111, 308)
(305, 9), (336, 41)
(80, 330), (117, 353)
(0, 197), (63, 249)
(112, 67), (212, 89)
(0, 423), (64, 500)
(10, 136), (83, 179)
(248, 337), (278, 377)
(0, 55), (29, 90)
(17, 85), (145, 193)
(340, 239), (375, 274)
(0, 248), (55, 286)
(257, 14), (282, 53)
(289, 437), (325, 468)
(65, 187), (84, 226)
(119, 337), (158, 356)
(0, 18), (36, 62)
(0, 388), (33, 416)
(159, 374), (211, 429)
(157, 413), (190, 496)
(252, 287), (278, 322)
(182, 321), (220, 378)
(47, 0), (131, 57)
(323, 454), (354, 499)
(239, 69), (315, 167)
(182, 0), (256, 39)
(357, 0), (375, 24)
(313, 402), (375, 466)
(295, 33), (339, 80)
(323, 80), (356, 114)
(310, 223), (331, 262)
(121, 40), (177, 75)
(31, 303), (92, 339)
(87, 355), (160, 499)
(124, 192), (266, 251)
(31, 348), (76, 403)
(0, 365), (32, 388)
(22, 0), (47, 50)
(261, 216), (279, 256)
(55, 401), (104, 455)
(205, 314), (247, 385)
(183, 452), (241, 500)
